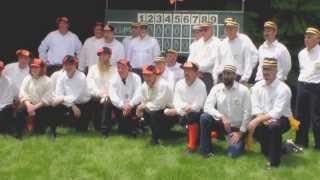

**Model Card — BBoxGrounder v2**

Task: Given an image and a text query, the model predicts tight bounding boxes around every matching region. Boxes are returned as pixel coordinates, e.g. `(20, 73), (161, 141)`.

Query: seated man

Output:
(248, 58), (292, 168)
(86, 47), (116, 136)
(50, 55), (91, 139)
(136, 65), (173, 145)
(0, 60), (18, 136)
(109, 59), (142, 136)
(16, 59), (53, 138)
(200, 65), (251, 158)
(164, 61), (207, 153)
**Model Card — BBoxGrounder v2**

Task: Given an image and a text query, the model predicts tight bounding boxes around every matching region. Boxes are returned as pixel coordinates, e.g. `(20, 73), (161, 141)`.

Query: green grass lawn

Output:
(0, 127), (319, 180)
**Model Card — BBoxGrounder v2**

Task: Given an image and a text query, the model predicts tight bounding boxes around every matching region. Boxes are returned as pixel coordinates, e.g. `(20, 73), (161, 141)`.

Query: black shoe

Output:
(49, 128), (57, 140)
(201, 152), (214, 159)
(184, 148), (196, 154)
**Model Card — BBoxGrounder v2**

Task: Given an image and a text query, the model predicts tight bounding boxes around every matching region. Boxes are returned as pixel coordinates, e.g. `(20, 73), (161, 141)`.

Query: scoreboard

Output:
(106, 10), (243, 56)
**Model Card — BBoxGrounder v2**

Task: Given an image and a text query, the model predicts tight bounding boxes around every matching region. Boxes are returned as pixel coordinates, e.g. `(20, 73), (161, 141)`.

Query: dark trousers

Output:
(179, 112), (201, 126)
(295, 82), (320, 149)
(113, 106), (138, 134)
(16, 105), (51, 135)
(254, 117), (290, 166)
(49, 103), (90, 132)
(200, 72), (213, 94)
(47, 65), (63, 76)
(89, 99), (113, 134)
(200, 113), (245, 156)
(0, 105), (14, 133)
(143, 109), (175, 140)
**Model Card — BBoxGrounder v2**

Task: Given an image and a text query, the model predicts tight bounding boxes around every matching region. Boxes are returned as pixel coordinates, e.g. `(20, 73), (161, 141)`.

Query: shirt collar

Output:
(307, 44), (320, 53)
(261, 78), (280, 88)
(222, 81), (239, 91)
(262, 39), (278, 48)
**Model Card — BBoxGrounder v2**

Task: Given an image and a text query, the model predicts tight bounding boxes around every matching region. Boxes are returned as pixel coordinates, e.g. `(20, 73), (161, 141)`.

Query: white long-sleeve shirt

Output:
(204, 82), (251, 132)
(188, 36), (223, 73)
(109, 72), (142, 109)
(127, 35), (161, 69)
(0, 74), (17, 111)
(103, 38), (125, 66)
(167, 62), (184, 82)
(55, 70), (91, 107)
(50, 69), (65, 92)
(218, 33), (258, 82)
(3, 62), (29, 92)
(78, 36), (105, 71)
(298, 44), (320, 83)
(251, 79), (292, 119)
(160, 67), (176, 91)
(122, 36), (135, 58)
(19, 75), (53, 105)
(256, 40), (291, 81)
(86, 65), (117, 97)
(141, 77), (173, 111)
(38, 30), (82, 65)
(173, 78), (207, 116)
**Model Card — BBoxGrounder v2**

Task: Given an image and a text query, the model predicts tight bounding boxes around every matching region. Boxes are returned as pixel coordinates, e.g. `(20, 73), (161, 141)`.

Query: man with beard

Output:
(200, 64), (251, 158)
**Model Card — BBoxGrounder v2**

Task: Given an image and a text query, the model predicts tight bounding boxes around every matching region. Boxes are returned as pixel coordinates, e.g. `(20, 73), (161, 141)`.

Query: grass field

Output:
(0, 127), (319, 180)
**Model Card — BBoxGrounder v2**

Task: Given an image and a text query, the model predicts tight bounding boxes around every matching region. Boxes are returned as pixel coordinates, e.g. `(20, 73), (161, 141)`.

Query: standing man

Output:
(255, 21), (291, 81)
(109, 59), (142, 136)
(78, 22), (105, 72)
(164, 61), (207, 153)
(248, 58), (292, 167)
(217, 17), (258, 84)
(50, 55), (91, 138)
(189, 25), (202, 55)
(123, 22), (140, 58)
(154, 56), (176, 91)
(165, 48), (184, 82)
(127, 22), (161, 77)
(136, 65), (173, 145)
(295, 27), (320, 149)
(0, 60), (17, 135)
(188, 22), (230, 93)
(200, 65), (251, 158)
(103, 24), (125, 66)
(3, 49), (31, 91)
(38, 16), (82, 75)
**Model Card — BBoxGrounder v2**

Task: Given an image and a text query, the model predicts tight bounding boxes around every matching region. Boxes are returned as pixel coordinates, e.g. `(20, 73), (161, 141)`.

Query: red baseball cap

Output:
(97, 47), (112, 56)
(142, 65), (160, 75)
(16, 49), (31, 58)
(30, 58), (45, 68)
(63, 55), (78, 65)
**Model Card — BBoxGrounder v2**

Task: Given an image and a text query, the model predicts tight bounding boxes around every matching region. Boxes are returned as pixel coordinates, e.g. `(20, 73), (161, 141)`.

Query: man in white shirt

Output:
(38, 16), (82, 75)
(50, 55), (91, 138)
(3, 49), (31, 91)
(164, 61), (207, 153)
(248, 58), (292, 167)
(86, 47), (116, 136)
(103, 24), (125, 66)
(217, 17), (258, 84)
(109, 59), (142, 136)
(127, 22), (161, 78)
(78, 22), (105, 73)
(123, 22), (140, 58)
(188, 22), (226, 93)
(0, 60), (17, 135)
(255, 21), (291, 81)
(154, 56), (176, 91)
(200, 65), (251, 158)
(165, 48), (184, 82)
(189, 25), (202, 55)
(295, 27), (320, 149)
(136, 65), (174, 145)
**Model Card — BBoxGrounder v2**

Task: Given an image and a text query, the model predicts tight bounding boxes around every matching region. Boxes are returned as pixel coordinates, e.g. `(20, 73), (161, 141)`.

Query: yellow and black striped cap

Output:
(264, 21), (278, 30)
(224, 17), (238, 27)
(305, 27), (320, 37)
(166, 48), (177, 54)
(263, 57), (278, 67)
(154, 56), (166, 63)
(223, 64), (237, 73)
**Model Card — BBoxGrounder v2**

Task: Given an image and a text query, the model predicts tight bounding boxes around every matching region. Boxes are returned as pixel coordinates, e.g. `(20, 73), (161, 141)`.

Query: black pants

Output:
(200, 72), (213, 94)
(0, 105), (14, 133)
(89, 98), (113, 134)
(179, 112), (201, 126)
(295, 82), (320, 148)
(113, 106), (138, 134)
(47, 65), (63, 76)
(143, 109), (175, 140)
(49, 103), (90, 132)
(15, 105), (51, 135)
(253, 117), (290, 166)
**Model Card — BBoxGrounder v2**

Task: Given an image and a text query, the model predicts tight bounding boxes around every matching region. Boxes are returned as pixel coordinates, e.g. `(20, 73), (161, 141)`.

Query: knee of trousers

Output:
(200, 113), (212, 126)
